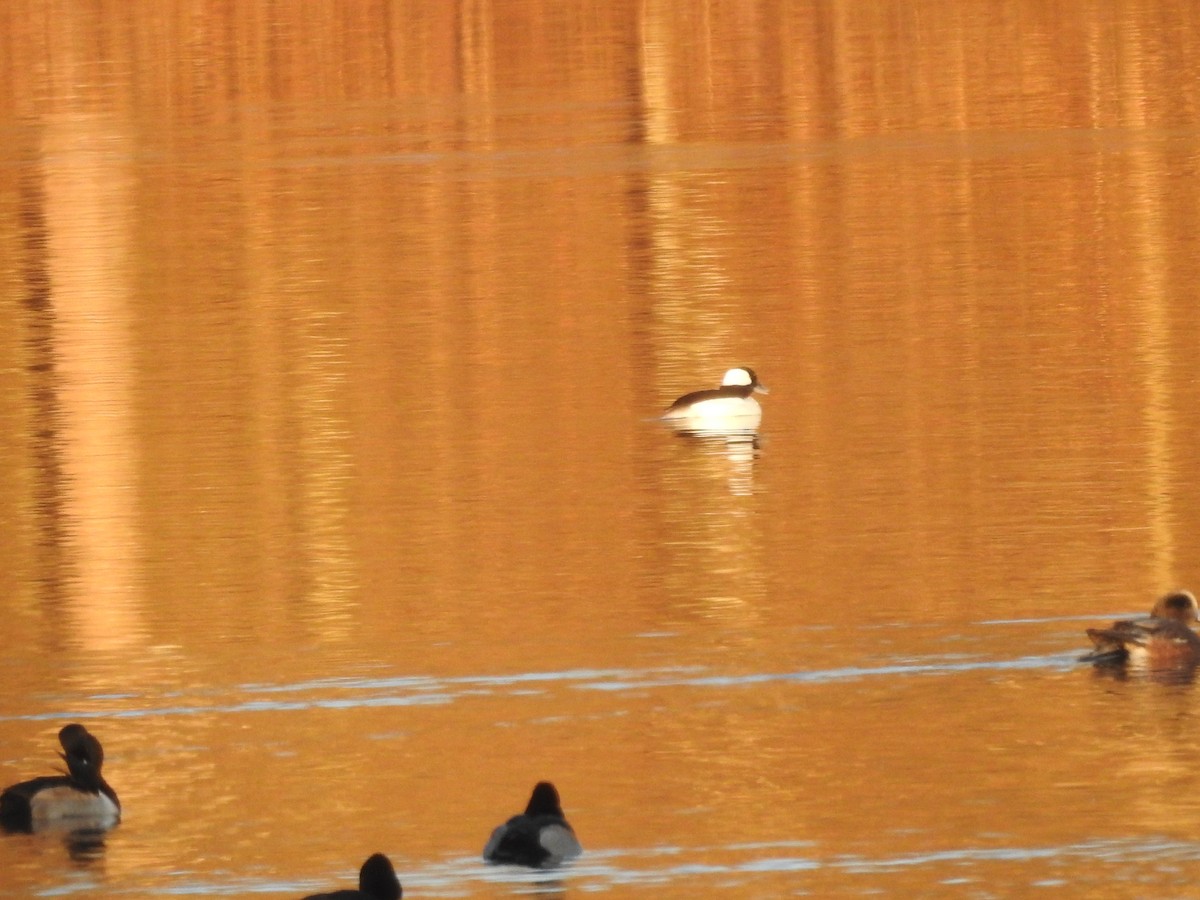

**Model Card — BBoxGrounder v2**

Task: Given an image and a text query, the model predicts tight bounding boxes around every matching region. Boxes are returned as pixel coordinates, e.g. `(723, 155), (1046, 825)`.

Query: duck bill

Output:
(754, 384), (769, 395)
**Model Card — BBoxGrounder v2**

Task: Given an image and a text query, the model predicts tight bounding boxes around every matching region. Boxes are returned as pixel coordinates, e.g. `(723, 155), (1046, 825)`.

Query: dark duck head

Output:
(301, 852), (401, 900)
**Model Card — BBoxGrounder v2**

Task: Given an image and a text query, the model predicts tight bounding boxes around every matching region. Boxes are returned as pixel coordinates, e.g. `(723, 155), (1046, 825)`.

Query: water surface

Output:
(2, 2), (1200, 898)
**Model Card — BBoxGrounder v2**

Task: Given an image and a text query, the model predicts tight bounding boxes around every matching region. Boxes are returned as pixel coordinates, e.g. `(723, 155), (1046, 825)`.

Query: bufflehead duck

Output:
(0, 724), (120, 833)
(662, 367), (768, 431)
(1082, 590), (1200, 665)
(302, 853), (401, 900)
(482, 781), (582, 868)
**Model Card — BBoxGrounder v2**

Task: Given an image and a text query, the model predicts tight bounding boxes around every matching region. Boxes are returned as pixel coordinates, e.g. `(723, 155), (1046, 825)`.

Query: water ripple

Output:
(0, 655), (1082, 725)
(577, 653), (1080, 692)
(101, 836), (1200, 896)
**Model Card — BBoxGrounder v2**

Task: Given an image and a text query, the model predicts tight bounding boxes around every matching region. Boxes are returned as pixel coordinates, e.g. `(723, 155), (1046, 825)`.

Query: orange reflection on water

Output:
(0, 2), (1198, 899)
(43, 114), (143, 656)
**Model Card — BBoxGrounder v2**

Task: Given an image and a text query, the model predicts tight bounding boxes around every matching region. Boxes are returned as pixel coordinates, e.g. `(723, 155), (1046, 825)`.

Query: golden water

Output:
(2, 2), (1200, 897)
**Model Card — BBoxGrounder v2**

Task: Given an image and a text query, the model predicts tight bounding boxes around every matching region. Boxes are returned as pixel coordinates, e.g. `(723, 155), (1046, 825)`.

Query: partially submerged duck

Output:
(0, 724), (120, 833)
(302, 852), (401, 900)
(662, 367), (768, 432)
(483, 781), (582, 868)
(1082, 590), (1200, 667)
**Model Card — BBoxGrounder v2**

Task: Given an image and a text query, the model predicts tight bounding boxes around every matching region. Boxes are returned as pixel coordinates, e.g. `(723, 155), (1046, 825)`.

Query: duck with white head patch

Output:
(662, 367), (768, 432)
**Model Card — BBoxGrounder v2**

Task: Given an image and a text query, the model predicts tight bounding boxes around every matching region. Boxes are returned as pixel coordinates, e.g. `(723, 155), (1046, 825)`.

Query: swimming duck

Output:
(1082, 590), (1200, 665)
(662, 367), (768, 431)
(302, 853), (401, 900)
(0, 724), (120, 833)
(482, 781), (582, 868)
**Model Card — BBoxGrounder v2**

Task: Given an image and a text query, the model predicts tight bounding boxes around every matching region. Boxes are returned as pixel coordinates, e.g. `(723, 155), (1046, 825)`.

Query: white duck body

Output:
(662, 367), (768, 431)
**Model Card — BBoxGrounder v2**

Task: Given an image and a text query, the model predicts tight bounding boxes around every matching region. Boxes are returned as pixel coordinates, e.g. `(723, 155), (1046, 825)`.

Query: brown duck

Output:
(1082, 590), (1200, 666)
